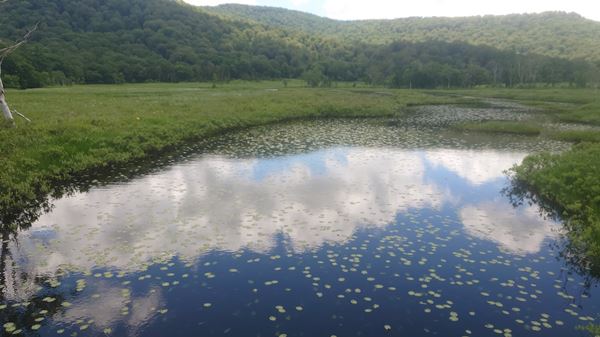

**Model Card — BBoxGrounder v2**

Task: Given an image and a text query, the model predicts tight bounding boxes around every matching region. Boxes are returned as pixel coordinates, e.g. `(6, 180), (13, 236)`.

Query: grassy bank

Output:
(451, 87), (600, 124)
(448, 89), (600, 264)
(2, 84), (600, 268)
(0, 81), (464, 225)
(510, 143), (600, 271)
(2, 83), (600, 336)
(489, 88), (600, 282)
(549, 130), (600, 143)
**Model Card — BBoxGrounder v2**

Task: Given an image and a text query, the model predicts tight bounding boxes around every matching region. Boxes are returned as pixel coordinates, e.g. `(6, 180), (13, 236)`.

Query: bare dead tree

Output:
(0, 22), (38, 127)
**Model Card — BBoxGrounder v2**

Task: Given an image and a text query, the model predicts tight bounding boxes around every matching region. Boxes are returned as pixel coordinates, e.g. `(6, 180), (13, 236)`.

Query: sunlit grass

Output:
(0, 81), (461, 218)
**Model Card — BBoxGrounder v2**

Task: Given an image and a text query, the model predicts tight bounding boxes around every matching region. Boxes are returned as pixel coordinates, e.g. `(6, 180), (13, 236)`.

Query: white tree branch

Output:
(0, 22), (39, 62)
(13, 110), (31, 122)
(0, 22), (39, 126)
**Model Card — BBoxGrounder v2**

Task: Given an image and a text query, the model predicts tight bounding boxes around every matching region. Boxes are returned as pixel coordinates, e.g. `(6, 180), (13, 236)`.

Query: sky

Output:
(183, 0), (600, 21)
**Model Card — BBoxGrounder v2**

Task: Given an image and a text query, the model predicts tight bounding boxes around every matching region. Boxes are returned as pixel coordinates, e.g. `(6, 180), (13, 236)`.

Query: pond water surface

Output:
(1, 106), (599, 337)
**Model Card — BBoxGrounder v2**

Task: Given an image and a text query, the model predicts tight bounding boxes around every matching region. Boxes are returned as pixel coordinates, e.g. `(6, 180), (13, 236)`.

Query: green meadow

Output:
(1, 82), (600, 274)
(0, 82), (464, 222)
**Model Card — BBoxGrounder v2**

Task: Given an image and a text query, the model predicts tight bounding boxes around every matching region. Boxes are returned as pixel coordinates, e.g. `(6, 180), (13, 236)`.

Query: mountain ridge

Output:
(206, 4), (591, 23)
(0, 0), (598, 88)
(204, 4), (600, 61)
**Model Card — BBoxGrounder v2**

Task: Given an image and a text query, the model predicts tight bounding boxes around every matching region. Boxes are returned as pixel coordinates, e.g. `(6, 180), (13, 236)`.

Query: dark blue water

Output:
(1, 119), (598, 337)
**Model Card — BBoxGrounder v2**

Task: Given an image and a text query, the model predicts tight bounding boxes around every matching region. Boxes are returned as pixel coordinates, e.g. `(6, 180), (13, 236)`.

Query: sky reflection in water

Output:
(1, 119), (597, 337)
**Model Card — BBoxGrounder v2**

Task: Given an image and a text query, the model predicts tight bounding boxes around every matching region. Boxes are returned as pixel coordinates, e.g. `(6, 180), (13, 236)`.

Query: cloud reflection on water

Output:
(460, 200), (557, 255)
(5, 147), (556, 303)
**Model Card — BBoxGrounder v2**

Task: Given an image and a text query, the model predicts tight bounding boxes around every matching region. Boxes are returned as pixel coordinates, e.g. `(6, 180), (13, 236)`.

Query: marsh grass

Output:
(0, 82), (460, 220)
(510, 143), (600, 277)
(557, 102), (600, 125)
(549, 130), (600, 143)
(446, 88), (600, 125)
(2, 82), (600, 335)
(2, 83), (600, 273)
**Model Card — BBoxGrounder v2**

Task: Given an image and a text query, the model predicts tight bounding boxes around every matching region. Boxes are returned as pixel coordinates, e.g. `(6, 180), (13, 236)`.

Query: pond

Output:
(1, 105), (598, 337)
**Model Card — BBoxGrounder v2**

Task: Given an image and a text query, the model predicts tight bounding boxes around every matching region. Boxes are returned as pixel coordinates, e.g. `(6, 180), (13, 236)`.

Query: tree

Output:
(0, 21), (37, 127)
(301, 65), (327, 88)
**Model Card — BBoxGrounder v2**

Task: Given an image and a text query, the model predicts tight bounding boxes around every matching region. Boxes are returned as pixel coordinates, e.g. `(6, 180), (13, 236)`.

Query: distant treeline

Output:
(0, 0), (599, 89)
(308, 41), (600, 88)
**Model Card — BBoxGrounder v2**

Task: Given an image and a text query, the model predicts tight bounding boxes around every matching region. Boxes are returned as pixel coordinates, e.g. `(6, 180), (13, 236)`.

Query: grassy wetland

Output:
(0, 82), (469, 224)
(1, 82), (600, 337)
(2, 0), (600, 335)
(452, 88), (600, 280)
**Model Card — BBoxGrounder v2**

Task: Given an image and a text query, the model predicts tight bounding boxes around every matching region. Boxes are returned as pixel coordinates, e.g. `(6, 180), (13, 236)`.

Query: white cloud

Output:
(460, 201), (558, 254)
(322, 0), (600, 20)
(10, 148), (442, 282)
(425, 149), (527, 185)
(1, 147), (557, 304)
(183, 0), (257, 6)
(181, 0), (600, 21)
(324, 0), (600, 20)
(57, 282), (163, 334)
(290, 0), (310, 7)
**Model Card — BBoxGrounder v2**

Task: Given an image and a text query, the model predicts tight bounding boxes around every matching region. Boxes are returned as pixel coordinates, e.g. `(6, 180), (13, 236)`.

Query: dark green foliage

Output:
(0, 0), (316, 87)
(301, 65), (330, 87)
(1, 0), (598, 89)
(361, 41), (594, 88)
(510, 144), (600, 274)
(208, 5), (600, 61)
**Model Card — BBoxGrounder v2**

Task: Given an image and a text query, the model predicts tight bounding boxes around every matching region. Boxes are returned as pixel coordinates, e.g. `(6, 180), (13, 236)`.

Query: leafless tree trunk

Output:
(0, 22), (38, 127)
(0, 68), (14, 125)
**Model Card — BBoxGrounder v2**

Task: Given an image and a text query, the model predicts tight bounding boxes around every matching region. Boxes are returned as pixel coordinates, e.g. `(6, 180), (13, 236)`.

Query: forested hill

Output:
(0, 0), (340, 87)
(0, 0), (598, 89)
(206, 5), (600, 62)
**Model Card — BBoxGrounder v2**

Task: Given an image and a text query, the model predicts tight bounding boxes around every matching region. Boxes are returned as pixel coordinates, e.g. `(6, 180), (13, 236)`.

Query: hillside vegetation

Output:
(207, 5), (600, 61)
(0, 0), (331, 87)
(0, 0), (598, 89)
